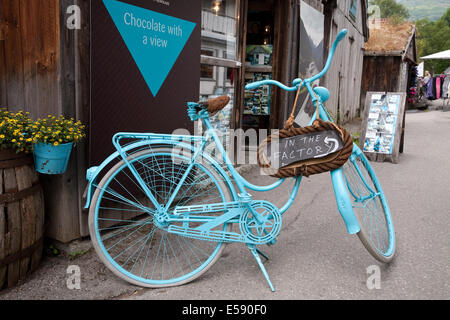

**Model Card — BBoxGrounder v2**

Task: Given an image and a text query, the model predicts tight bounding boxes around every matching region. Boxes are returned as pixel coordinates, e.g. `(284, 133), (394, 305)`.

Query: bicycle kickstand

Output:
(247, 244), (275, 292)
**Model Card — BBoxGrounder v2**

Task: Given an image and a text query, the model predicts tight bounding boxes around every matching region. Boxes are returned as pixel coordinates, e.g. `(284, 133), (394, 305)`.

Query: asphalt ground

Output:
(0, 110), (449, 301)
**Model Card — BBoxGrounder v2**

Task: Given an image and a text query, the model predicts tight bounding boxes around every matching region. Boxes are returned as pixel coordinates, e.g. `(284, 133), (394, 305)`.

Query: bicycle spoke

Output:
(92, 149), (230, 286)
(343, 152), (394, 259)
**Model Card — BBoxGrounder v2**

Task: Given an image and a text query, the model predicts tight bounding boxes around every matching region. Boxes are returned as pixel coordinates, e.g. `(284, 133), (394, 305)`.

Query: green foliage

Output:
(30, 115), (86, 146)
(69, 249), (90, 260)
(47, 244), (60, 256)
(416, 8), (450, 74)
(351, 131), (360, 146)
(0, 109), (34, 153)
(369, 0), (410, 20)
(397, 0), (450, 21)
(0, 109), (87, 153)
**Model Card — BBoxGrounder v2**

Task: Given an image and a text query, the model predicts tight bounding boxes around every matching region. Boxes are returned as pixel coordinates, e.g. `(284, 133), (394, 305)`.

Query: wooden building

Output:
(360, 20), (418, 112)
(0, 0), (369, 243)
(0, 0), (89, 243)
(239, 0), (369, 131)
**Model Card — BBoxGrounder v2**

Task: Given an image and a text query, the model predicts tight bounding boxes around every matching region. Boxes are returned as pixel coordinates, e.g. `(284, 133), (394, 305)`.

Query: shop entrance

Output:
(242, 0), (275, 147)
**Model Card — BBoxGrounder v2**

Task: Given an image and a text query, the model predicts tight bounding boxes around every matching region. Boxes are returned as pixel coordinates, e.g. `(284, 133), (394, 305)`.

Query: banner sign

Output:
(91, 0), (200, 165)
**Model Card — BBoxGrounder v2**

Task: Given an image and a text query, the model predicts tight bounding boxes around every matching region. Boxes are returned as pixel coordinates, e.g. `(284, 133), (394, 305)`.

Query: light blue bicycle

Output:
(84, 29), (395, 291)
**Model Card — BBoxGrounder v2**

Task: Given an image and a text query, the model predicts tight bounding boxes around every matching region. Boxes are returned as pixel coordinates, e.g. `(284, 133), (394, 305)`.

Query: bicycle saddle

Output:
(198, 95), (230, 116)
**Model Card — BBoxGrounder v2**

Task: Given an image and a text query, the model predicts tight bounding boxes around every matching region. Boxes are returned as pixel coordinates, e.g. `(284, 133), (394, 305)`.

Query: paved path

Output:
(1, 110), (449, 300)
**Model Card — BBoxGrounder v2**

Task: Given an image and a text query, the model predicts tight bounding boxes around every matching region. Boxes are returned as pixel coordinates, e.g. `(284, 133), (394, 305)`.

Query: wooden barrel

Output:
(0, 149), (44, 290)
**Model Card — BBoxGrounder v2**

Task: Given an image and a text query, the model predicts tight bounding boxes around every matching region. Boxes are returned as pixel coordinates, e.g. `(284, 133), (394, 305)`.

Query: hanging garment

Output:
(444, 76), (450, 98)
(436, 76), (441, 99)
(426, 78), (434, 100)
(432, 77), (437, 99)
(448, 81), (450, 100)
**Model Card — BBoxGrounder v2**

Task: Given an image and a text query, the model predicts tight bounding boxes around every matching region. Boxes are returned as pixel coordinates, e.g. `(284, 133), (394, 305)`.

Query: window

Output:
(200, 0), (240, 151)
(201, 49), (215, 79)
(349, 0), (358, 22)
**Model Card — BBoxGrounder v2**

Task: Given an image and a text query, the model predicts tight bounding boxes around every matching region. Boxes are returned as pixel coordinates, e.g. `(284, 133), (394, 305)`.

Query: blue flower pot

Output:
(33, 142), (73, 174)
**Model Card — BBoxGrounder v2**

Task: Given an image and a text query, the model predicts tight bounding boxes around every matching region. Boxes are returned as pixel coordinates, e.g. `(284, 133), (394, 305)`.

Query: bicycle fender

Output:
(330, 167), (361, 235)
(83, 139), (238, 209)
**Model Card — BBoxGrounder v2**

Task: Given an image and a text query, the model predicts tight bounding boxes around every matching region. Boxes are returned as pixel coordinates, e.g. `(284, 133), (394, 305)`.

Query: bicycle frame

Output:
(188, 86), (361, 235)
(84, 28), (360, 236)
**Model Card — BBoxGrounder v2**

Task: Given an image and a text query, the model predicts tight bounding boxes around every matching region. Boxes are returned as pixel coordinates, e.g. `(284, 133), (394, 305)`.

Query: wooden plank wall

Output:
(322, 0), (366, 124)
(74, 0), (91, 237)
(270, 0), (295, 130)
(360, 56), (402, 113)
(276, 0), (367, 126)
(0, 0), (60, 116)
(0, 0), (86, 243)
(274, 0), (324, 129)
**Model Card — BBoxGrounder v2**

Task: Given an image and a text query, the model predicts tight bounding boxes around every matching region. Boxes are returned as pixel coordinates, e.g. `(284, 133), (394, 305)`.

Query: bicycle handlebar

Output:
(245, 79), (299, 91)
(308, 29), (347, 83)
(245, 29), (348, 91)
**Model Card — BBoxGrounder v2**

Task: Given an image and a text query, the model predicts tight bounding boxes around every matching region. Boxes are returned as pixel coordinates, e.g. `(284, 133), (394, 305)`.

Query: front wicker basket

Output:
(257, 118), (353, 178)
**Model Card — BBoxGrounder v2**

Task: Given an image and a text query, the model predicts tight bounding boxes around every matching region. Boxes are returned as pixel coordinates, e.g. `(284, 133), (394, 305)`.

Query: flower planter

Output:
(33, 142), (73, 174)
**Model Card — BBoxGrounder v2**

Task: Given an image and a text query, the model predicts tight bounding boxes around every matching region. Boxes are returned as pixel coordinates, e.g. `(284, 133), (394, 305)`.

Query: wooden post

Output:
(75, 0), (91, 236)
(0, 172), (5, 288)
(42, 0), (82, 242)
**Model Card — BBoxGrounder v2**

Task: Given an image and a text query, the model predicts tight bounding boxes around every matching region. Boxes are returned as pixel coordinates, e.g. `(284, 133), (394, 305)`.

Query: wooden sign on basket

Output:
(266, 129), (344, 169)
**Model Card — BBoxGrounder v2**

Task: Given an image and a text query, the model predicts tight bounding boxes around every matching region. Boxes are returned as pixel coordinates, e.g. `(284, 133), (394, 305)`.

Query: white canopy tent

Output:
(421, 50), (450, 60)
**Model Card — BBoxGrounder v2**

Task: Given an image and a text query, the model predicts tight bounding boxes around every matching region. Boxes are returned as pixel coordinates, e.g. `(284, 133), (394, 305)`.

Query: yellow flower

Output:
(0, 134), (4, 139)
(53, 142), (59, 146)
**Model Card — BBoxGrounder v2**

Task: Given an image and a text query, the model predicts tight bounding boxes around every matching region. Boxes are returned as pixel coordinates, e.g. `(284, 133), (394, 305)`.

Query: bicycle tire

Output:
(342, 147), (396, 263)
(89, 147), (233, 288)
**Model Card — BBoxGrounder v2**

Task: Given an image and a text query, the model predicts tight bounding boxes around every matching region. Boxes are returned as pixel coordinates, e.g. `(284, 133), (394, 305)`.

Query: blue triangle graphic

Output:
(103, 0), (196, 97)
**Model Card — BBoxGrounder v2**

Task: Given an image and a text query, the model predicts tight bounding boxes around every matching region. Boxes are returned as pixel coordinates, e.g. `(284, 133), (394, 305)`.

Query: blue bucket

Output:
(33, 142), (73, 174)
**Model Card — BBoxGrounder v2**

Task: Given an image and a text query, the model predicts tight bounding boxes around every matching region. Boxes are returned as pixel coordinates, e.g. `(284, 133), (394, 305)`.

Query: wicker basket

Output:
(257, 84), (353, 178)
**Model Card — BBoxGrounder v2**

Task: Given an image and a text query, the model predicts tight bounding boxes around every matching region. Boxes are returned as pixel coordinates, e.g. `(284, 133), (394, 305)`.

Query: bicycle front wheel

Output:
(342, 147), (395, 263)
(89, 147), (233, 288)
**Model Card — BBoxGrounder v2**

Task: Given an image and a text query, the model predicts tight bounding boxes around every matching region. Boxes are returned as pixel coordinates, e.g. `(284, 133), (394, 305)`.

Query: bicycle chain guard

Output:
(168, 200), (282, 245)
(239, 201), (282, 245)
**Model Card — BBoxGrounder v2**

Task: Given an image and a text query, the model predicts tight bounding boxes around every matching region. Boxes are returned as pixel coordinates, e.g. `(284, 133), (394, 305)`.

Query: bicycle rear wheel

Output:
(89, 147), (233, 287)
(342, 147), (395, 263)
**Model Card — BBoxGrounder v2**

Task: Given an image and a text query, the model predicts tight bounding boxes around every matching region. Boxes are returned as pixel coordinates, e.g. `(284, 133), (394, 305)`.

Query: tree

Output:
(369, 0), (410, 21)
(417, 9), (450, 74)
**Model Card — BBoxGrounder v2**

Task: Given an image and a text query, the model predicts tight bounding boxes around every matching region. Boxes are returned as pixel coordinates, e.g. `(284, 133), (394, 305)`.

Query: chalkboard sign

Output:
(360, 92), (406, 163)
(265, 130), (344, 169)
